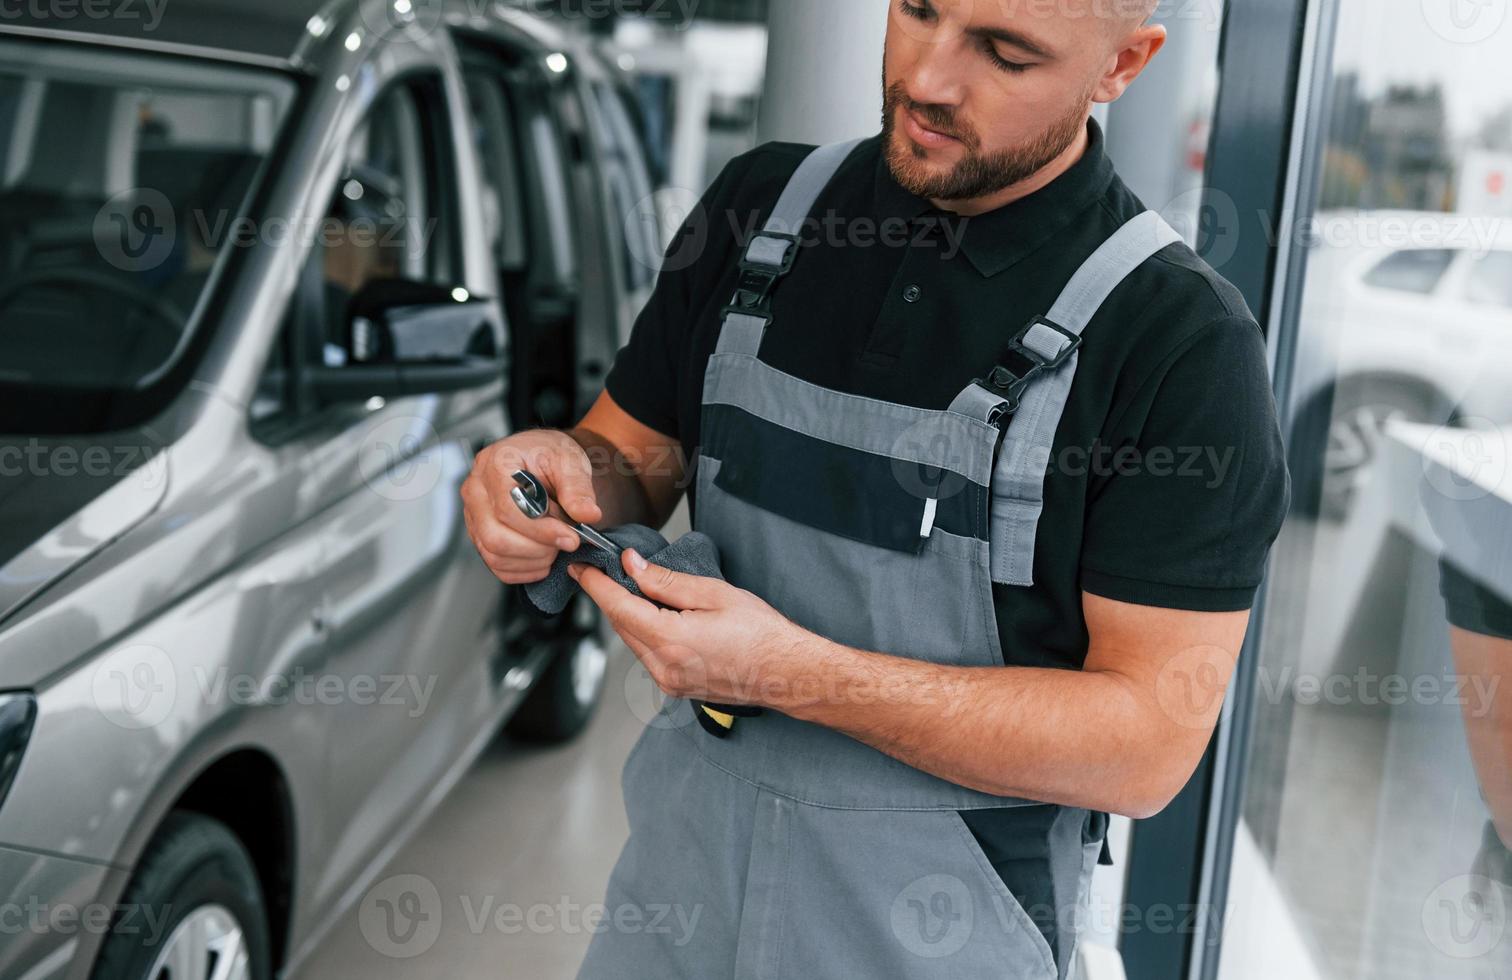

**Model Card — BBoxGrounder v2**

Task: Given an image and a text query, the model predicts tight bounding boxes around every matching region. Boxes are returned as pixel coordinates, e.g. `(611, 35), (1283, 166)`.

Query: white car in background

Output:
(1290, 209), (1512, 517)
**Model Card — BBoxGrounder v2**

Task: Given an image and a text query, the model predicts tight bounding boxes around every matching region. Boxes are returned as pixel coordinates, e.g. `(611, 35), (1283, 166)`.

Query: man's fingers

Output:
(482, 443), (601, 544)
(465, 522), (553, 582)
(541, 443), (603, 525)
(572, 564), (662, 634)
(465, 507), (558, 563)
(468, 464), (582, 552)
(623, 551), (726, 610)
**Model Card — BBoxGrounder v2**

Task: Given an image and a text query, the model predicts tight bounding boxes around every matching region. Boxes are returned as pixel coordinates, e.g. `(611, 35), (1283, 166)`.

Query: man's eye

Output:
(985, 45), (1032, 73)
(898, 0), (933, 20)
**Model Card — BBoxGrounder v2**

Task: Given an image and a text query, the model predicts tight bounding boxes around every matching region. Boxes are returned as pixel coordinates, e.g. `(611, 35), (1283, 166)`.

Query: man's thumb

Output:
(626, 552), (723, 610)
(548, 450), (602, 523)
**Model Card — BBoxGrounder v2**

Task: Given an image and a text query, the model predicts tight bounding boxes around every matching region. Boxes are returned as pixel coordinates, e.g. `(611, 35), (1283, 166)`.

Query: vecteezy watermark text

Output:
(0, 0), (166, 31)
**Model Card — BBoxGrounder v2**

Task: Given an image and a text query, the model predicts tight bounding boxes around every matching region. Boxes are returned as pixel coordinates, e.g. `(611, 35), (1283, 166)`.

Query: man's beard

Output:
(880, 79), (1092, 202)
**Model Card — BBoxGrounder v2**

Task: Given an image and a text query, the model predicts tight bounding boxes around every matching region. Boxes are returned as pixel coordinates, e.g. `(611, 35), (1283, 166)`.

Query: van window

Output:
(590, 80), (660, 291)
(0, 41), (293, 417)
(254, 75), (460, 428)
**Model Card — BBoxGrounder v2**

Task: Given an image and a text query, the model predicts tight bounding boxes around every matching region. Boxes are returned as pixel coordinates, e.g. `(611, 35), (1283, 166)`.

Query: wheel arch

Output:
(159, 748), (298, 972)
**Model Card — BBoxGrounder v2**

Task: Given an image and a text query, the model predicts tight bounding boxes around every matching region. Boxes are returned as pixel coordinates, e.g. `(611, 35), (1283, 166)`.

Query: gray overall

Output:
(577, 140), (1182, 979)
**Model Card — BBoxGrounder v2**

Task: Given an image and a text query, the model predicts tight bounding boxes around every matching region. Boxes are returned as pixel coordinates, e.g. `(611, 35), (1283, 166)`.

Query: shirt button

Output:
(903, 284), (923, 303)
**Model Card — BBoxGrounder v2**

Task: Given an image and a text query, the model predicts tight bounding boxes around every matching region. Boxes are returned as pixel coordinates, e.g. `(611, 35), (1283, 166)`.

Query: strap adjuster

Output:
(1011, 315), (1082, 370)
(974, 315), (1083, 416)
(719, 231), (803, 324)
(740, 230), (801, 274)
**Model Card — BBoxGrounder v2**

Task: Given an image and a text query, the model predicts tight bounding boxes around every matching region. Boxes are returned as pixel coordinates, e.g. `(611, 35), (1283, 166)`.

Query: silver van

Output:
(0, 2), (661, 977)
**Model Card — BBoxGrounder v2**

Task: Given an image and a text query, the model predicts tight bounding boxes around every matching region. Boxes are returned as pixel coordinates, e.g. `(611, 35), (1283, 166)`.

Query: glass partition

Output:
(1219, 1), (1512, 976)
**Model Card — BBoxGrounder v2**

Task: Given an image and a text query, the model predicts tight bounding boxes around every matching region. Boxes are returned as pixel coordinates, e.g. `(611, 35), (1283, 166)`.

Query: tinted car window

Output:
(1362, 247), (1455, 295)
(0, 42), (293, 400)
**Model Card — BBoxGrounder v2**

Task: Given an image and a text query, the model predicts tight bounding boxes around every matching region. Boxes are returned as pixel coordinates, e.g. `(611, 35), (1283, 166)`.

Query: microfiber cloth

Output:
(523, 524), (727, 616)
(523, 524), (760, 736)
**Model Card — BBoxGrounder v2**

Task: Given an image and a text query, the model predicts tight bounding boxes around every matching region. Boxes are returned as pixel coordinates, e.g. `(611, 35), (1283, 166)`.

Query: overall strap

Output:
(948, 209), (1185, 586)
(715, 137), (867, 357)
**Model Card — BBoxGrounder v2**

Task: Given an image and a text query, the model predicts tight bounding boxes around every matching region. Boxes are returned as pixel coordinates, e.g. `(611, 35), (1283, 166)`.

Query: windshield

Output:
(0, 40), (295, 423)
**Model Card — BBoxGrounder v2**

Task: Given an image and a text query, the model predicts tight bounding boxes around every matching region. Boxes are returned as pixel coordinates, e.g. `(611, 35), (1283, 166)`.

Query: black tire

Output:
(505, 628), (609, 744)
(1291, 375), (1447, 521)
(91, 811), (271, 980)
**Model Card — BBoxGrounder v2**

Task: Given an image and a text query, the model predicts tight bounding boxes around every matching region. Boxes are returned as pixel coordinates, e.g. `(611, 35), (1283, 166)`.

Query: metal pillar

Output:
(755, 0), (887, 145)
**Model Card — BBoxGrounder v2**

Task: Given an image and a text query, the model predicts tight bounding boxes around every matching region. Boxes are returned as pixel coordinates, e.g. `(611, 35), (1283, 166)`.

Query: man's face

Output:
(882, 0), (1153, 202)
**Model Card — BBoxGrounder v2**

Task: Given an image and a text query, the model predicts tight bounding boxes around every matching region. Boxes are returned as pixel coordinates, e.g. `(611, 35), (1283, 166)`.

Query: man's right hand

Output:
(461, 429), (604, 585)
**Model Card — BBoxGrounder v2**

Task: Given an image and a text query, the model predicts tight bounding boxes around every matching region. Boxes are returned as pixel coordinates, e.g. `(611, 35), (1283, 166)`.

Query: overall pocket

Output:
(695, 454), (969, 663)
(775, 803), (1058, 980)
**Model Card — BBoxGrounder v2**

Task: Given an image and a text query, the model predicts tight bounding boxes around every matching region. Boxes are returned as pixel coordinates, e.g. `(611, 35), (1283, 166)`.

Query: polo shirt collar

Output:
(872, 115), (1116, 278)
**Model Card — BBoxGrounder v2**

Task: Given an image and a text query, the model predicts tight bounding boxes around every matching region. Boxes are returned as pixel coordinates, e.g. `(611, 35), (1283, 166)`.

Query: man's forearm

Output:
(564, 425), (661, 528)
(767, 637), (1192, 818)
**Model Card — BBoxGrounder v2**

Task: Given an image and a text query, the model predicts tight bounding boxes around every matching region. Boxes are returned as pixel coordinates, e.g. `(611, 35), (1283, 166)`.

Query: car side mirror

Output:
(305, 279), (507, 405)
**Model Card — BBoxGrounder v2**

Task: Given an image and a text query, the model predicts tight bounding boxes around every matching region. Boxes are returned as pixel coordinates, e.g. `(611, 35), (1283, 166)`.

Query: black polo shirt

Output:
(602, 116), (1290, 973)
(608, 117), (1289, 641)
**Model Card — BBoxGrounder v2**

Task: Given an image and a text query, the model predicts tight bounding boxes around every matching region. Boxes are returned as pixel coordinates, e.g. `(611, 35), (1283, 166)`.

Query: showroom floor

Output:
(293, 637), (643, 979)
(295, 505), (694, 979)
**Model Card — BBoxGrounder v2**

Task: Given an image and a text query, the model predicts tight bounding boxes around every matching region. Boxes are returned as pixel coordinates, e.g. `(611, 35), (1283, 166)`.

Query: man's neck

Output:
(928, 120), (1090, 217)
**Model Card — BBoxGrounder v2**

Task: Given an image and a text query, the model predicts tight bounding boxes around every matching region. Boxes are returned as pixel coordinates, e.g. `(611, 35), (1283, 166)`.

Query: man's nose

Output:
(900, 35), (971, 111)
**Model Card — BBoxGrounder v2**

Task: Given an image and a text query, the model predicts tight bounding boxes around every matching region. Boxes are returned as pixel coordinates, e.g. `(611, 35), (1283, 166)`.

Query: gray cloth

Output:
(524, 524), (726, 616)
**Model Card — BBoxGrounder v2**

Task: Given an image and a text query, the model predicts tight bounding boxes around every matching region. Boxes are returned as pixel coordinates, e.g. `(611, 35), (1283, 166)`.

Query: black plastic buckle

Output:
(974, 316), (1082, 416)
(719, 266), (782, 323)
(718, 231), (802, 323)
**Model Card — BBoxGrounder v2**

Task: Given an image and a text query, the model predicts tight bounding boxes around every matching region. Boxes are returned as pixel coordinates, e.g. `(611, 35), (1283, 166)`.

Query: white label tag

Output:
(919, 496), (938, 538)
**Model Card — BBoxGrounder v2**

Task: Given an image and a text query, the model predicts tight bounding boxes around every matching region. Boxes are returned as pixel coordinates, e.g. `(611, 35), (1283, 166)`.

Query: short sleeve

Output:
(602, 159), (740, 441)
(1440, 558), (1512, 641)
(1079, 315), (1291, 611)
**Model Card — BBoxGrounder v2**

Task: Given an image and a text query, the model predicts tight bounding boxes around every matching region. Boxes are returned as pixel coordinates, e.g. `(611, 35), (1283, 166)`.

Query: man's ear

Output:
(1094, 24), (1167, 104)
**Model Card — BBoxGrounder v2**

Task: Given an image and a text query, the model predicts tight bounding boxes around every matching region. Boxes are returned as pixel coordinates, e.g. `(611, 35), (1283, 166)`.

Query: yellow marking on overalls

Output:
(700, 706), (736, 730)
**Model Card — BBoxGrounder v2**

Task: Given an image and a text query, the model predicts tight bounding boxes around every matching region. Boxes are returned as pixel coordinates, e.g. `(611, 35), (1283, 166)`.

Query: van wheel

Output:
(506, 631), (609, 743)
(91, 812), (271, 980)
(1294, 376), (1445, 521)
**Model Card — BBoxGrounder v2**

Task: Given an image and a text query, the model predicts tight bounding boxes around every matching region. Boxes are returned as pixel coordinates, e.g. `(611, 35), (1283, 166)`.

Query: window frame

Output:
(1113, 1), (1321, 978)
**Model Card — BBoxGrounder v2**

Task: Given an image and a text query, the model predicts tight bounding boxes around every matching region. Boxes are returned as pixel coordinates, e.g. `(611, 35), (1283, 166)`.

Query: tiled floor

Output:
(291, 638), (645, 979)
(294, 502), (698, 979)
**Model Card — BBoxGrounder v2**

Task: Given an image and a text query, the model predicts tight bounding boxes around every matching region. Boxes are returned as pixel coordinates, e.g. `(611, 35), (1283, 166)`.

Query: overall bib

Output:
(577, 140), (1182, 979)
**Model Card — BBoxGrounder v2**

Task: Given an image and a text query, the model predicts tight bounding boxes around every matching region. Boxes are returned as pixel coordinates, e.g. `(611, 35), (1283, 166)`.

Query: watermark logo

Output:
(625, 186), (704, 274)
(890, 0), (972, 44)
(891, 873), (974, 958)
(1422, 873), (1507, 958)
(1161, 186), (1240, 270)
(1421, 0), (1508, 44)
(0, 435), (168, 491)
(0, 0), (167, 33)
(1154, 645), (1231, 730)
(359, 416), (446, 502)
(889, 418), (978, 504)
(94, 188), (175, 273)
(357, 0), (446, 44)
(91, 644), (176, 730)
(623, 654), (700, 730)
(1420, 417), (1508, 504)
(360, 874), (444, 959)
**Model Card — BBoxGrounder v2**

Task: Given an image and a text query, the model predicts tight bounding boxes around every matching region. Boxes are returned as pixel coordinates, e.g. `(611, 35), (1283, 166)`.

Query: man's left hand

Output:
(568, 549), (813, 708)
